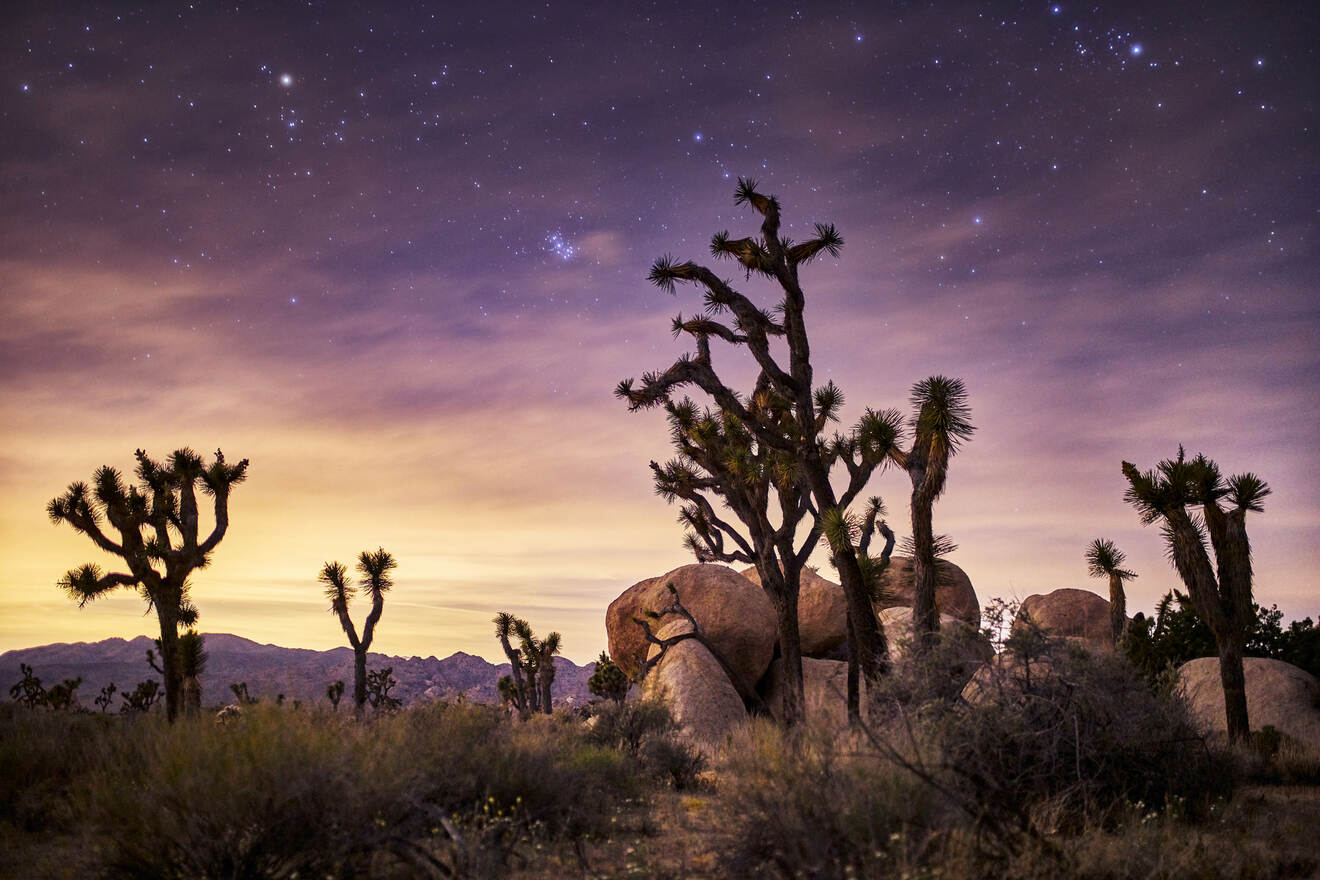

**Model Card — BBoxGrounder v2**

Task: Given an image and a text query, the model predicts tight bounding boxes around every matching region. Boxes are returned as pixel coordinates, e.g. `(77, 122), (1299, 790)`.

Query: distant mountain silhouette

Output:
(1, 634), (596, 710)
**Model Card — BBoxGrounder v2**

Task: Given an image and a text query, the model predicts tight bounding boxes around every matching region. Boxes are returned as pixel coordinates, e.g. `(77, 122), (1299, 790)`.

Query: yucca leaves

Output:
(1085, 538), (1137, 581)
(910, 375), (975, 454)
(319, 561), (354, 614)
(1227, 473), (1271, 512)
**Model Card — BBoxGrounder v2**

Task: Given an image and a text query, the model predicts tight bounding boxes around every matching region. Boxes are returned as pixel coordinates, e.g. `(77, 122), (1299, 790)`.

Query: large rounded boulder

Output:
(641, 627), (746, 753)
(1176, 657), (1320, 752)
(1013, 588), (1114, 650)
(740, 566), (849, 657)
(875, 556), (980, 627)
(606, 563), (776, 696)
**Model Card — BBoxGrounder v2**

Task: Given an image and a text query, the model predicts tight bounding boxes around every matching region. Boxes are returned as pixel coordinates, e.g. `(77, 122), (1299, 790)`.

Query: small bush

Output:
(716, 718), (952, 878)
(931, 639), (1226, 837)
(586, 698), (705, 788)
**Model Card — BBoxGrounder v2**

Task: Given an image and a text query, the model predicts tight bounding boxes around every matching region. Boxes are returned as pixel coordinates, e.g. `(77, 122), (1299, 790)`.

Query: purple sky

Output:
(1, 1), (1315, 663)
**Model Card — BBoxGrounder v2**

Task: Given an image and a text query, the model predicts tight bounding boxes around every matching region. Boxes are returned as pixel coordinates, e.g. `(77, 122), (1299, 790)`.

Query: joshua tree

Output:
(121, 679), (161, 714)
(94, 682), (118, 712)
(493, 613), (560, 716)
(319, 548), (396, 713)
(494, 612), (533, 718)
(1085, 538), (1137, 646)
(1121, 448), (1269, 743)
(644, 397), (820, 726)
(365, 667), (402, 712)
(327, 680), (345, 711)
(618, 178), (904, 722)
(229, 681), (257, 705)
(9, 664), (47, 708)
(47, 447), (248, 722)
(588, 651), (630, 703)
(883, 376), (976, 652)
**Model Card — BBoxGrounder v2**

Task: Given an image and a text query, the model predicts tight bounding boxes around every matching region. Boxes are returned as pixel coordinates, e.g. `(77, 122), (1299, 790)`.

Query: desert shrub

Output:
(0, 703), (111, 834)
(585, 698), (673, 753)
(52, 700), (647, 878)
(716, 718), (952, 878)
(713, 633), (1230, 878)
(928, 640), (1226, 838)
(75, 705), (414, 878)
(585, 698), (705, 788)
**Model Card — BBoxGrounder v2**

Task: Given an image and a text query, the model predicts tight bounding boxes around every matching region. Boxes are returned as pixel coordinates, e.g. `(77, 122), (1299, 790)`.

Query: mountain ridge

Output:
(1, 633), (596, 709)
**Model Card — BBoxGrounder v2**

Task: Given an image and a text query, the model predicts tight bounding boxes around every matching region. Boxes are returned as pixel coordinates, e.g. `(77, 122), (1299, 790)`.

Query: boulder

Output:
(1176, 657), (1320, 752)
(762, 657), (860, 733)
(740, 566), (849, 657)
(879, 606), (994, 672)
(876, 556), (980, 627)
(642, 632), (746, 753)
(606, 563), (776, 696)
(1013, 588), (1114, 650)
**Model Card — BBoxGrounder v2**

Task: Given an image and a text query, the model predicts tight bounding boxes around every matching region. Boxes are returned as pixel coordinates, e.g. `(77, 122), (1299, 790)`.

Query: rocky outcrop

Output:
(1176, 657), (1320, 751)
(875, 557), (980, 627)
(1013, 588), (1114, 650)
(606, 563), (776, 695)
(740, 566), (849, 657)
(642, 634), (746, 753)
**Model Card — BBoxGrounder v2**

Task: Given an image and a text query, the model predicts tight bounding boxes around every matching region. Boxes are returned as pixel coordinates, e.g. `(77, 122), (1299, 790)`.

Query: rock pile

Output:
(605, 561), (987, 749)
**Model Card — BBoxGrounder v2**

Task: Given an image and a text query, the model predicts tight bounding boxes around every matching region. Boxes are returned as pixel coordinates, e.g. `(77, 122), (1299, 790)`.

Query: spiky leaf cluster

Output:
(1085, 538), (1137, 582)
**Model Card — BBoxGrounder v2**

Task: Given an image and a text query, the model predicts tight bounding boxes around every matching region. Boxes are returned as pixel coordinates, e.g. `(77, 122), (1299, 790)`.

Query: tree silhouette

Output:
(1121, 448), (1269, 743)
(319, 548), (396, 713)
(327, 679), (345, 711)
(494, 612), (533, 718)
(46, 447), (248, 722)
(618, 178), (902, 722)
(493, 613), (560, 716)
(1085, 538), (1137, 646)
(886, 376), (975, 652)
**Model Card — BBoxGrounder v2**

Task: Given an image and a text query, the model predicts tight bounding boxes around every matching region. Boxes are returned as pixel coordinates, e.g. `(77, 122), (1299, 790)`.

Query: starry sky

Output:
(1, 1), (1315, 664)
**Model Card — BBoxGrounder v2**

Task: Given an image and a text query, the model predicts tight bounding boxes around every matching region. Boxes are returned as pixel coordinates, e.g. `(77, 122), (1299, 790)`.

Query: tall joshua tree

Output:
(320, 548), (396, 713)
(618, 178), (902, 721)
(47, 447), (248, 722)
(1085, 538), (1137, 646)
(494, 612), (533, 718)
(1121, 448), (1269, 743)
(883, 377), (975, 653)
(493, 613), (560, 716)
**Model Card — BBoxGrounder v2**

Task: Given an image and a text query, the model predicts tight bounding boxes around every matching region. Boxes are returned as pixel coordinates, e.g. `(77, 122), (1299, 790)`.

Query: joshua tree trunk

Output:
(910, 493), (938, 651)
(1108, 573), (1128, 646)
(353, 648), (368, 712)
(540, 662), (555, 714)
(157, 610), (183, 723)
(1218, 628), (1249, 743)
(763, 563), (805, 727)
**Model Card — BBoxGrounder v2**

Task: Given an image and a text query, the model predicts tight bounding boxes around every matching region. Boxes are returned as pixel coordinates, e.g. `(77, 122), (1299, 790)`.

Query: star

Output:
(279, 73), (294, 87)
